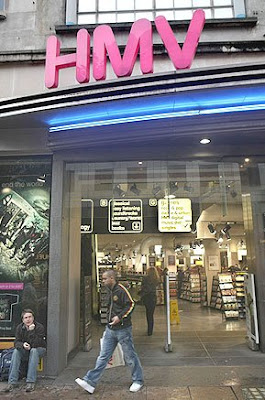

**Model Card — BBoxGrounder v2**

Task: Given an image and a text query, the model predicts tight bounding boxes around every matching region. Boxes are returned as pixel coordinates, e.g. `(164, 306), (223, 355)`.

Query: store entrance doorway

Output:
(87, 232), (247, 343)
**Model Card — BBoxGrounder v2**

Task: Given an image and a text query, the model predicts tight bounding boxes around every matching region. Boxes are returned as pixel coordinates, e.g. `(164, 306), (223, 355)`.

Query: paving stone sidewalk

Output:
(1, 364), (265, 399)
(0, 382), (246, 400)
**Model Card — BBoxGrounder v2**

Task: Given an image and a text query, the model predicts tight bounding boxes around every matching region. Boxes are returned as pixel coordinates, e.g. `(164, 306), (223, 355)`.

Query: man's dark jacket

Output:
(107, 282), (135, 330)
(14, 321), (46, 349)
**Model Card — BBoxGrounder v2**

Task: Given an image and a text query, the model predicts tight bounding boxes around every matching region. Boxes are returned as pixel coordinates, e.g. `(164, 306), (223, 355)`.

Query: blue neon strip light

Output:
(48, 85), (265, 133)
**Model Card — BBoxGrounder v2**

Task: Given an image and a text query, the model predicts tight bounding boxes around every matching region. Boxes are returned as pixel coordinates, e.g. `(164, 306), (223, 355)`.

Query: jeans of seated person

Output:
(8, 347), (46, 384)
(83, 326), (143, 388)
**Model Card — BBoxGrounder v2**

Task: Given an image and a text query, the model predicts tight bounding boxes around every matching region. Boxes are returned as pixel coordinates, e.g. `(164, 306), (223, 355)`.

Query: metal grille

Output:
(242, 388), (265, 399)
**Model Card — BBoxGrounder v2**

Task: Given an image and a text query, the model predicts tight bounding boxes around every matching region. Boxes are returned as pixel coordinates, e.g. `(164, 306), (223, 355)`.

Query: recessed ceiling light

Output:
(244, 158), (250, 163)
(200, 138), (211, 145)
(138, 161), (143, 165)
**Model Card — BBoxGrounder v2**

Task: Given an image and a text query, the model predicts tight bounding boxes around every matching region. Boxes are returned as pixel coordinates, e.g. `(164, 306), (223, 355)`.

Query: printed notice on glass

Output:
(81, 199), (93, 233)
(109, 199), (143, 233)
(158, 198), (192, 232)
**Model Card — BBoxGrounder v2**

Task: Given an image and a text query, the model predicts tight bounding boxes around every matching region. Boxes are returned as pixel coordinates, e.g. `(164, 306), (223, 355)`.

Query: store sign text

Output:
(45, 10), (205, 88)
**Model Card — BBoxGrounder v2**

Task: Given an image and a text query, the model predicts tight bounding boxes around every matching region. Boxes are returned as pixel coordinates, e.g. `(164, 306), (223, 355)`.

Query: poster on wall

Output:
(158, 198), (192, 232)
(0, 160), (51, 337)
(208, 255), (219, 271)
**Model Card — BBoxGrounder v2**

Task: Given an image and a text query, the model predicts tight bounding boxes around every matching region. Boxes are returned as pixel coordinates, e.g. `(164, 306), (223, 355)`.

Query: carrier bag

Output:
(100, 336), (125, 369)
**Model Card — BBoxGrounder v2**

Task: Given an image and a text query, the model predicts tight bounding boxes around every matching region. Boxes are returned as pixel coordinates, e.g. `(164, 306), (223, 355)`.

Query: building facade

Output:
(1, 0), (265, 376)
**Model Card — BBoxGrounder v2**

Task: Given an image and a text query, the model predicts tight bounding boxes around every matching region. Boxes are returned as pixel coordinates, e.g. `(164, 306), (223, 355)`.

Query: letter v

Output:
(155, 9), (205, 69)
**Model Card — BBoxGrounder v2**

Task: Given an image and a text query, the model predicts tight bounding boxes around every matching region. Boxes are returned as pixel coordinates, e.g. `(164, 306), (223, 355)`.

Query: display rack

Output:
(235, 272), (246, 319)
(219, 273), (239, 319)
(156, 282), (164, 305)
(189, 273), (201, 302)
(80, 276), (92, 350)
(98, 266), (112, 324)
(169, 272), (177, 298)
(179, 271), (190, 301)
(200, 273), (207, 306)
(210, 275), (222, 309)
(179, 272), (201, 302)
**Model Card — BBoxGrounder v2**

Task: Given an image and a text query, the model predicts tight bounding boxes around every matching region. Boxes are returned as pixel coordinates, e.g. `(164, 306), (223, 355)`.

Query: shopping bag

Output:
(100, 337), (125, 368)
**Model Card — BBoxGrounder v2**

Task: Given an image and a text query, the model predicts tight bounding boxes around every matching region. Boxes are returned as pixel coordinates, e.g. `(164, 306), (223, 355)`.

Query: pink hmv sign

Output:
(45, 10), (205, 89)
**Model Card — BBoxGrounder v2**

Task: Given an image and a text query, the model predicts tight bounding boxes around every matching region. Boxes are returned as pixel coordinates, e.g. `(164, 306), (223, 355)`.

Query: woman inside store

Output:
(139, 267), (160, 336)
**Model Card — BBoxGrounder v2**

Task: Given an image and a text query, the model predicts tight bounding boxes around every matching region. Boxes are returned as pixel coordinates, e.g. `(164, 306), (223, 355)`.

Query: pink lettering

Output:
(155, 10), (205, 69)
(93, 18), (153, 80)
(45, 29), (90, 89)
(45, 11), (205, 89)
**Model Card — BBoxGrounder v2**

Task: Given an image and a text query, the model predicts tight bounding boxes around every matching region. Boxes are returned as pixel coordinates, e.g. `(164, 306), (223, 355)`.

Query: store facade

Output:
(1, 1), (265, 376)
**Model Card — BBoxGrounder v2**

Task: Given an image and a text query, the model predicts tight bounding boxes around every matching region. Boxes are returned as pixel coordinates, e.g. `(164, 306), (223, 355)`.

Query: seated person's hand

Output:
(23, 342), (31, 350)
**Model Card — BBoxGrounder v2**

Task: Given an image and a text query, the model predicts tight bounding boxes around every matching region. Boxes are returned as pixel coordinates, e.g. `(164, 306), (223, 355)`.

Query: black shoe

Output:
(25, 383), (35, 392)
(4, 384), (16, 392)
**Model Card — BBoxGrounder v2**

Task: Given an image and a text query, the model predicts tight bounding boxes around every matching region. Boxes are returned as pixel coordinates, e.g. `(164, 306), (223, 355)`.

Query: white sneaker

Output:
(75, 378), (95, 394)
(129, 382), (143, 392)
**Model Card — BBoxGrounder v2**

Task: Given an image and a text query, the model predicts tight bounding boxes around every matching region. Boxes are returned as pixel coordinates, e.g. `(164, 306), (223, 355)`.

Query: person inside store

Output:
(139, 266), (160, 336)
(4, 309), (46, 393)
(177, 267), (184, 298)
(75, 269), (144, 394)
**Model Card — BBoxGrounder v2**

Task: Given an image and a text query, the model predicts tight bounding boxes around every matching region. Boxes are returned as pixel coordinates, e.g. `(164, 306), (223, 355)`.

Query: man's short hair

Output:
(102, 269), (117, 280)
(21, 309), (35, 319)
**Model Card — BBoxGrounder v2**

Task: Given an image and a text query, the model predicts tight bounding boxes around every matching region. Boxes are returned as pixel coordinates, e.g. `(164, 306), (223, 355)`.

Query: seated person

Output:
(4, 308), (46, 393)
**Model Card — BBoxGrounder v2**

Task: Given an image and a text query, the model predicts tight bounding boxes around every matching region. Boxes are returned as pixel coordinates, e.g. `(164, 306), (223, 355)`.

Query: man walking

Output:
(4, 309), (46, 392)
(75, 269), (144, 394)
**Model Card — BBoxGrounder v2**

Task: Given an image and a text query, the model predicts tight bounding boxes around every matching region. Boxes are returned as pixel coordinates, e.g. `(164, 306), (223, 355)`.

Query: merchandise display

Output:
(169, 273), (177, 298)
(200, 273), (207, 306)
(210, 273), (241, 319)
(210, 276), (222, 309)
(156, 283), (164, 305)
(98, 266), (111, 324)
(179, 272), (201, 303)
(235, 272), (246, 319)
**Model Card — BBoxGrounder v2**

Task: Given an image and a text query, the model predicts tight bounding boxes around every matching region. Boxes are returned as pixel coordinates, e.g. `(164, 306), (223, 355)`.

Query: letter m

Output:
(93, 19), (153, 80)
(155, 9), (205, 69)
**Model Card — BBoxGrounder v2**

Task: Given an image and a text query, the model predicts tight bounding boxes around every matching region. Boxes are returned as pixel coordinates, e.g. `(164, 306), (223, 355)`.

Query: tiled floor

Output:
(84, 300), (259, 369)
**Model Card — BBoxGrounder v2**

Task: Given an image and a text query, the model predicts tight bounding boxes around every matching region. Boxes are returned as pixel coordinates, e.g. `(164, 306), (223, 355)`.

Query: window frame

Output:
(69, 0), (246, 25)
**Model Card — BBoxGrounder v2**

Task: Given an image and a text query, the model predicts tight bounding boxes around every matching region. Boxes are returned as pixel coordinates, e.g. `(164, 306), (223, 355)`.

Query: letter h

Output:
(45, 29), (90, 89)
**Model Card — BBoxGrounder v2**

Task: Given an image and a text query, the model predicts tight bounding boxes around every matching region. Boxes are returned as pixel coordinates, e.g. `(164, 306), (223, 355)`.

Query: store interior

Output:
(65, 160), (253, 352)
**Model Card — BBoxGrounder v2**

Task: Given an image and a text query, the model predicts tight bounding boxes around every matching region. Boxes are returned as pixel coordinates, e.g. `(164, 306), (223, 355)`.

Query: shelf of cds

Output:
(98, 266), (111, 324)
(210, 273), (240, 319)
(235, 272), (246, 319)
(210, 276), (222, 309)
(179, 272), (201, 302)
(156, 283), (165, 305)
(219, 273), (238, 319)
(189, 273), (201, 302)
(169, 272), (178, 298)
(200, 273), (207, 306)
(179, 272), (190, 301)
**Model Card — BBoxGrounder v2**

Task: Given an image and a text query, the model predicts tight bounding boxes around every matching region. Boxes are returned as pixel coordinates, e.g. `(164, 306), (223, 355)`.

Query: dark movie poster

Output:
(0, 159), (51, 337)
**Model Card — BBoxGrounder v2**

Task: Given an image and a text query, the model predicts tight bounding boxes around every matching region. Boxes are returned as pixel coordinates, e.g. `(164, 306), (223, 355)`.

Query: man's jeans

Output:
(83, 326), (143, 387)
(8, 347), (46, 384)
